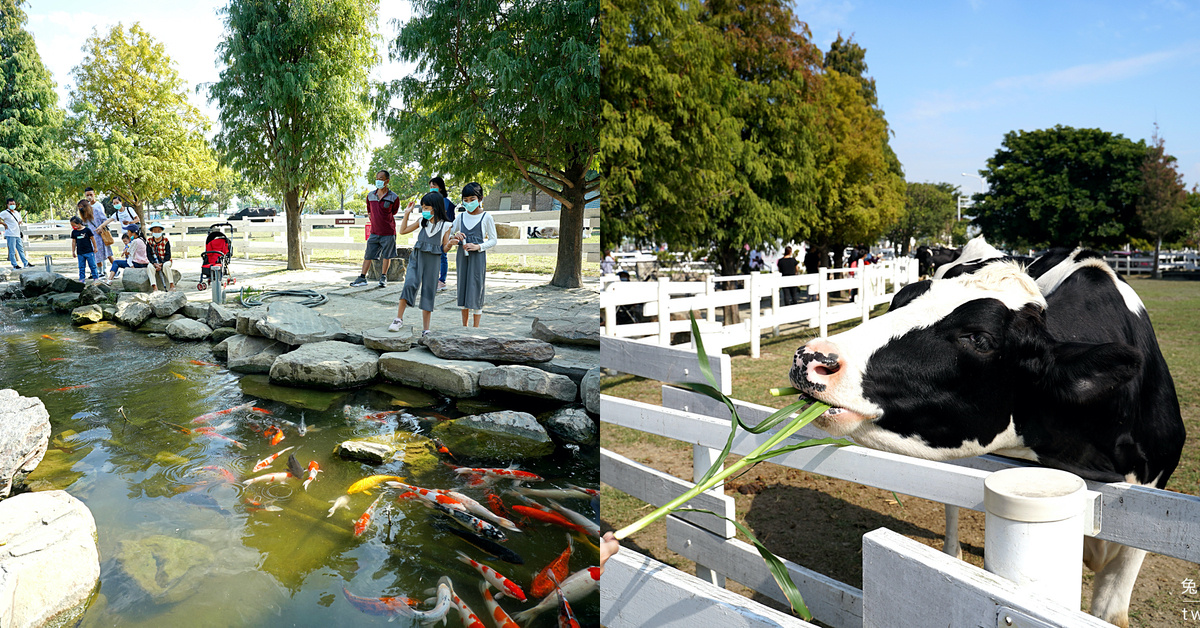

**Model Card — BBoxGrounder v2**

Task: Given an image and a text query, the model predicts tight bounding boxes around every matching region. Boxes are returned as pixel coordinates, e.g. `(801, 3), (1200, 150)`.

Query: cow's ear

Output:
(888, 280), (931, 312)
(1038, 342), (1141, 405)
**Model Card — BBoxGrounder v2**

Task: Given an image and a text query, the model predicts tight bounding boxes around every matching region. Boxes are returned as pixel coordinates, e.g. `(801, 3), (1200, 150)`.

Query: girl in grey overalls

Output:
(448, 182), (496, 327)
(390, 191), (451, 335)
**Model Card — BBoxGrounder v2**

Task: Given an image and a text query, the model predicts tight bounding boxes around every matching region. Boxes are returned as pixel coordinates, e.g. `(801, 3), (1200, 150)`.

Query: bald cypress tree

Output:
(0, 0), (67, 215)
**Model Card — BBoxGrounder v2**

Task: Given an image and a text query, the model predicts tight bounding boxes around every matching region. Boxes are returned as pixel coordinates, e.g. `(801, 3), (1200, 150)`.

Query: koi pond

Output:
(0, 304), (600, 627)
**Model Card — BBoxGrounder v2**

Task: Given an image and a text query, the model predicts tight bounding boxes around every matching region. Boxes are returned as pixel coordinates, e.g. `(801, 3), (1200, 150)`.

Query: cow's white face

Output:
(789, 263), (1140, 460)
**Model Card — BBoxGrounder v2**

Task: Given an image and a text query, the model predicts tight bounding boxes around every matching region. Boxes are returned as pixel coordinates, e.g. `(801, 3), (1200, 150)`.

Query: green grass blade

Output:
(675, 508), (813, 621)
(688, 312), (719, 391)
(745, 437), (854, 463)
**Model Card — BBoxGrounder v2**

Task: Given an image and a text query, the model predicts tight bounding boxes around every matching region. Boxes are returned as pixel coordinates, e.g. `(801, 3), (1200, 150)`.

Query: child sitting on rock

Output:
(389, 191), (451, 336)
(105, 228), (150, 283)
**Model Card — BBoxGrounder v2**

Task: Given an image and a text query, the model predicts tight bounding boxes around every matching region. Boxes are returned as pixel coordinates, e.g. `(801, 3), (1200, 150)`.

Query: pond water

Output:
(0, 303), (600, 627)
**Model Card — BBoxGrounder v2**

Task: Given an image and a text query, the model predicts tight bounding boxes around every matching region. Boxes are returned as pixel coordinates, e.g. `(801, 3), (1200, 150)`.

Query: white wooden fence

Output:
(11, 208), (601, 264)
(1105, 253), (1200, 275)
(600, 259), (919, 358)
(600, 336), (1200, 628)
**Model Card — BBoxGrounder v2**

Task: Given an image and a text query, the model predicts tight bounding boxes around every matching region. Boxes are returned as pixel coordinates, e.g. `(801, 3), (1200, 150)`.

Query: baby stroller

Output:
(197, 223), (235, 290)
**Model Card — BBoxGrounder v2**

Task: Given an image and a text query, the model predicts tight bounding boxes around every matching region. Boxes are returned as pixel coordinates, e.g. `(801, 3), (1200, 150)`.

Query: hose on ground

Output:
(238, 288), (328, 308)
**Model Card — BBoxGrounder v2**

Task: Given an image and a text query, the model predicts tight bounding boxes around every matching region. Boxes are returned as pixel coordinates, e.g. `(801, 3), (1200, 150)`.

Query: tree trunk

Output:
(284, 188), (305, 270)
(1152, 236), (1162, 279)
(549, 159), (587, 289)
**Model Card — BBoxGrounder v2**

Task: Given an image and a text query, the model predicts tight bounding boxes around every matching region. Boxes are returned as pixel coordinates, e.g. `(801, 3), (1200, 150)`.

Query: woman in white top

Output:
(113, 196), (140, 232)
(390, 191), (452, 335)
(446, 182), (496, 327)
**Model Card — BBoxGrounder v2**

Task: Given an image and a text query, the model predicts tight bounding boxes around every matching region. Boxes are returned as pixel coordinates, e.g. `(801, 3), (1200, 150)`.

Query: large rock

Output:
(531, 317), (599, 347)
(581, 367), (601, 415)
(166, 318), (213, 341)
(101, 305), (117, 321)
(378, 348), (493, 398)
(210, 327), (238, 343)
(115, 296), (152, 329)
(0, 491), (100, 627)
(0, 389), (50, 498)
(71, 304), (104, 326)
(136, 314), (186, 334)
(540, 406), (598, 446)
(211, 336), (232, 360)
(334, 440), (395, 465)
(365, 256), (408, 282)
(235, 307), (269, 337)
(238, 375), (349, 411)
(147, 290), (187, 318)
(207, 302), (237, 329)
(423, 333), (555, 363)
(50, 275), (86, 294)
(79, 282), (112, 306)
(18, 271), (58, 296)
(432, 411), (555, 459)
(181, 302), (208, 320)
(0, 282), (23, 300)
(362, 325), (415, 353)
(479, 365), (577, 402)
(268, 341), (379, 389)
(531, 345), (597, 384)
(120, 267), (183, 293)
(256, 301), (348, 345)
(48, 292), (81, 312)
(115, 535), (213, 604)
(226, 334), (291, 374)
(333, 432), (439, 474)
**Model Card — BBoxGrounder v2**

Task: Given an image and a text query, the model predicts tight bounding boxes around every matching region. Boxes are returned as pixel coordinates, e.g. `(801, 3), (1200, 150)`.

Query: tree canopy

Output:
(382, 0), (599, 288)
(972, 125), (1147, 250)
(209, 0), (378, 270)
(0, 0), (69, 216)
(66, 23), (216, 219)
(1139, 127), (1190, 277)
(889, 182), (958, 255)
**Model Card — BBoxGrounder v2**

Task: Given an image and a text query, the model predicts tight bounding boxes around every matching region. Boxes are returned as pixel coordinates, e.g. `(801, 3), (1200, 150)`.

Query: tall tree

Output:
(1138, 127), (1190, 279)
(67, 23), (216, 222)
(0, 0), (68, 214)
(889, 182), (958, 255)
(822, 35), (902, 178)
(972, 125), (1146, 250)
(209, 0), (378, 270)
(382, 0), (599, 288)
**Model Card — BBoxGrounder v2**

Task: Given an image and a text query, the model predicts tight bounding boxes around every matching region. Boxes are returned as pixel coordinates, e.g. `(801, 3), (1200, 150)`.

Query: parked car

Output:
(229, 207), (277, 222)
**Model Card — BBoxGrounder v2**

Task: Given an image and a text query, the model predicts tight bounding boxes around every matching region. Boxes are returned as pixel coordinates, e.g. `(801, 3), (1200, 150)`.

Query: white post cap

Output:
(984, 467), (1086, 523)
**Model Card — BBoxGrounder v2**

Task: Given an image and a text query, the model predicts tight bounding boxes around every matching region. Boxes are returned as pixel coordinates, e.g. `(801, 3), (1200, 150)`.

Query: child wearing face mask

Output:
(389, 191), (452, 334)
(446, 182), (496, 327)
(113, 197), (140, 231)
(429, 177), (455, 291)
(146, 222), (174, 292)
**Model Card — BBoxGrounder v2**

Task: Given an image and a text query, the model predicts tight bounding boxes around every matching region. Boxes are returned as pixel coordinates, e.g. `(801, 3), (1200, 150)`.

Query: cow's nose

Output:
(793, 339), (845, 391)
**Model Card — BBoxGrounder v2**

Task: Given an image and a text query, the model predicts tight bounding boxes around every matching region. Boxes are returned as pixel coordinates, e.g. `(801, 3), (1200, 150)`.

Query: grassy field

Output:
(600, 276), (1200, 626)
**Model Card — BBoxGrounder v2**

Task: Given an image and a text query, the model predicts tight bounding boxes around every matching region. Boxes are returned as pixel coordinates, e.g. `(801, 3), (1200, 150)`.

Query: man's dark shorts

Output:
(364, 234), (396, 260)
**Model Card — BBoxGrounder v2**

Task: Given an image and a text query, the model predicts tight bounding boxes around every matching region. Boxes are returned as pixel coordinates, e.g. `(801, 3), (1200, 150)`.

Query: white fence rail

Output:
(1105, 253), (1200, 275)
(600, 259), (919, 357)
(10, 208), (601, 263)
(599, 336), (1200, 627)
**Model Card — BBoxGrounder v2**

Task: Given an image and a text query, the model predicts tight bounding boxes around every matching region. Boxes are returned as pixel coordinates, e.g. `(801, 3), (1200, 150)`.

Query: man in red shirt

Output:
(351, 169), (401, 287)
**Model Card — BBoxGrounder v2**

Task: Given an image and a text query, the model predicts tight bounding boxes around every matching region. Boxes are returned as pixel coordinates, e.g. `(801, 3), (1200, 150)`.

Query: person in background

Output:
(2, 198), (32, 269)
(777, 246), (800, 306)
(83, 187), (115, 266)
(351, 170), (399, 288)
(389, 191), (451, 335)
(146, 222), (174, 292)
(113, 195), (140, 232)
(601, 249), (616, 275)
(446, 182), (496, 327)
(429, 176), (455, 291)
(69, 212), (99, 282)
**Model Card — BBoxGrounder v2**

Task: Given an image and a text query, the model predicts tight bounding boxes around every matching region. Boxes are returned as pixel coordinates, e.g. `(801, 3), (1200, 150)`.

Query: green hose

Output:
(238, 288), (328, 308)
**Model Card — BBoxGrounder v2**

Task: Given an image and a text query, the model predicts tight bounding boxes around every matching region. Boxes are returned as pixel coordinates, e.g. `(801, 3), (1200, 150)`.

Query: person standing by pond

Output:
(83, 187), (116, 267)
(429, 176), (455, 291)
(446, 182), (495, 328)
(113, 196), (140, 232)
(2, 199), (32, 269)
(350, 170), (400, 288)
(389, 192), (451, 335)
(146, 222), (175, 292)
(69, 214), (99, 282)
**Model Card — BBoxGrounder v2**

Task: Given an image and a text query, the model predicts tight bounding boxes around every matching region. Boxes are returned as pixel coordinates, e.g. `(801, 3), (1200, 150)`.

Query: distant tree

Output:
(382, 0), (599, 288)
(0, 0), (68, 215)
(889, 182), (958, 255)
(822, 35), (902, 178)
(1138, 127), (1190, 278)
(209, 0), (378, 270)
(67, 23), (217, 222)
(972, 125), (1146, 250)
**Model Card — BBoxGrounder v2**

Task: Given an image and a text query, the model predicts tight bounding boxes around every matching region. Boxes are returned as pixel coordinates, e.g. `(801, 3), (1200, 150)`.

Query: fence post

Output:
(943, 505), (961, 559)
(818, 267), (828, 337)
(705, 275), (716, 324)
(692, 444), (728, 588)
(860, 264), (870, 323)
(770, 272), (780, 338)
(749, 272), (761, 358)
(657, 277), (670, 346)
(983, 467), (1086, 609)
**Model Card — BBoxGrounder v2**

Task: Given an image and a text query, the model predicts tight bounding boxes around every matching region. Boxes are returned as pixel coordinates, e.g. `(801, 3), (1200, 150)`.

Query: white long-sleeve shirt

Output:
(452, 211), (497, 252)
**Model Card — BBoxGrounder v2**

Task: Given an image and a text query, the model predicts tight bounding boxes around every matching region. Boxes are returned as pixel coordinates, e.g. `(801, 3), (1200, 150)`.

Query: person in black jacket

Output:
(430, 176), (456, 291)
(777, 246), (800, 306)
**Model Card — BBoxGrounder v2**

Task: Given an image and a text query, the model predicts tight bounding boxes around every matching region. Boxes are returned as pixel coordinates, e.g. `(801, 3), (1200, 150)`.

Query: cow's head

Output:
(789, 262), (1142, 459)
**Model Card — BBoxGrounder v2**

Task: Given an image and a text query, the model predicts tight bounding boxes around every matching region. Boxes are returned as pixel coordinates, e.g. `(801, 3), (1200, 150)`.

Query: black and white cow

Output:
(789, 245), (1185, 627)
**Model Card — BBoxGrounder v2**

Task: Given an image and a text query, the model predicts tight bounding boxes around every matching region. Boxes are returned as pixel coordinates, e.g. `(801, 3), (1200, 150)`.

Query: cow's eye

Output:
(961, 333), (994, 354)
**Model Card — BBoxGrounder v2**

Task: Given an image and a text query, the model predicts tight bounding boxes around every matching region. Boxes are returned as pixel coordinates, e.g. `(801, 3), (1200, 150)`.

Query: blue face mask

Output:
(463, 200), (480, 212)
(422, 210), (432, 221)
(375, 180), (386, 189)
(114, 203), (122, 209)
(429, 187), (439, 193)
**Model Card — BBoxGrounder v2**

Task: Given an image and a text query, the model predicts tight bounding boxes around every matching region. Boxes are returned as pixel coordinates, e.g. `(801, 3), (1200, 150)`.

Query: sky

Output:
(23, 0), (415, 159)
(795, 0), (1200, 192)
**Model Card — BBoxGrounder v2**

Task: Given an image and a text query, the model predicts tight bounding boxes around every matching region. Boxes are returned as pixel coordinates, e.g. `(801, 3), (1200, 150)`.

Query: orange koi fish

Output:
(302, 461), (321, 491)
(170, 372), (186, 380)
(479, 581), (521, 628)
(353, 494), (384, 537)
(340, 587), (421, 617)
(456, 551), (526, 601)
(243, 453), (303, 484)
(41, 334), (54, 340)
(48, 357), (67, 362)
(251, 446), (295, 472)
(195, 465), (237, 484)
(191, 400), (256, 423)
(551, 572), (581, 628)
(446, 463), (544, 485)
(449, 588), (487, 628)
(532, 536), (574, 599)
(189, 360), (217, 367)
(244, 499), (283, 512)
(509, 505), (590, 536)
(250, 407), (272, 416)
(46, 385), (89, 392)
(511, 567), (601, 626)
(432, 438), (456, 459)
(263, 425), (285, 446)
(192, 427), (246, 449)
